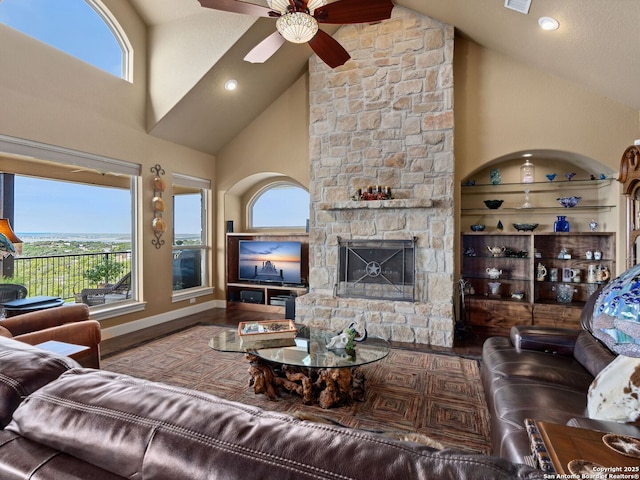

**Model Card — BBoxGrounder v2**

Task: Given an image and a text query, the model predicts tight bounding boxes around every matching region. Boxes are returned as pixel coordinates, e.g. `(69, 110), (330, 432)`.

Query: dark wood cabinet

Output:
(226, 233), (309, 313)
(461, 232), (615, 334)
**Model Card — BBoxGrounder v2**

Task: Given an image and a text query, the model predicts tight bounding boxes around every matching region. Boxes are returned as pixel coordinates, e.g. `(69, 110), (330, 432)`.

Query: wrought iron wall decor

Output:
(150, 164), (166, 249)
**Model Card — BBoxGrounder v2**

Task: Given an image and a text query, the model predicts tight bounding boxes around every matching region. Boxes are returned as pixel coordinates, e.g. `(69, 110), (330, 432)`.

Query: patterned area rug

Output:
(102, 324), (491, 454)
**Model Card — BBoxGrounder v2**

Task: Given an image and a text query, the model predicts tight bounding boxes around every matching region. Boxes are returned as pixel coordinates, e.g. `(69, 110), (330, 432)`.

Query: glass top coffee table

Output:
(209, 325), (390, 408)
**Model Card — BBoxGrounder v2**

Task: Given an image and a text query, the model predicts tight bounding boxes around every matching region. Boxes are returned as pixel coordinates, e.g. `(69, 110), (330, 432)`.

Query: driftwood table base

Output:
(247, 354), (366, 409)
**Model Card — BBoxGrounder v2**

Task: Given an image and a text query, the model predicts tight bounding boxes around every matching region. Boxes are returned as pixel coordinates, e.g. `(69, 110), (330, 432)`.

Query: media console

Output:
(226, 233), (309, 314)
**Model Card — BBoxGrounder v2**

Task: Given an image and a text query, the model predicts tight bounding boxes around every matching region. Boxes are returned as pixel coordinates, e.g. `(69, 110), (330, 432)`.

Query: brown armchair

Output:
(0, 304), (101, 368)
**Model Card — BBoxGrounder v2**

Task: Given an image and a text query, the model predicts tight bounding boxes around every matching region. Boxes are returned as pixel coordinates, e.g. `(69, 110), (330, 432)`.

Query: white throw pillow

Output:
(588, 355), (640, 422)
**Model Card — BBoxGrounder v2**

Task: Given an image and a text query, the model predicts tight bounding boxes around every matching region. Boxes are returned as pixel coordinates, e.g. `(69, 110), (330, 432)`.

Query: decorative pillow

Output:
(0, 326), (12, 338)
(592, 264), (640, 356)
(588, 355), (640, 422)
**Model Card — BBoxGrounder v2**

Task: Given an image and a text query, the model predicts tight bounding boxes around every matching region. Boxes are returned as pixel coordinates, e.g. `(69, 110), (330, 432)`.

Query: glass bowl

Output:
(557, 196), (581, 208)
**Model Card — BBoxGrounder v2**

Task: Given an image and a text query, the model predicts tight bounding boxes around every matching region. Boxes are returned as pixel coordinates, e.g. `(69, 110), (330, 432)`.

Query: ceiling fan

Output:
(197, 0), (394, 68)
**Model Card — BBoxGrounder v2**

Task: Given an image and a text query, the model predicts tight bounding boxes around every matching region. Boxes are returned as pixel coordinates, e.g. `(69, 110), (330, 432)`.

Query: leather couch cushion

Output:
(573, 330), (616, 377)
(7, 369), (542, 480)
(0, 336), (79, 428)
(482, 336), (594, 392)
(488, 376), (589, 462)
(0, 430), (123, 480)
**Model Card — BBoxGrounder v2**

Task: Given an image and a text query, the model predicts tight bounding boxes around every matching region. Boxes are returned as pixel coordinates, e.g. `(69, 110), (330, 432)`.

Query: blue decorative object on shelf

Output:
(565, 172), (576, 181)
(490, 168), (502, 185)
(545, 173), (557, 182)
(554, 215), (570, 232)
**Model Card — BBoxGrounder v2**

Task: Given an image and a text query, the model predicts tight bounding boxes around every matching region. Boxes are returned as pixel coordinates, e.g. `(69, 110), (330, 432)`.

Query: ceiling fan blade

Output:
(244, 31), (287, 64)
(308, 30), (350, 68)
(197, 0), (277, 18)
(314, 0), (394, 24)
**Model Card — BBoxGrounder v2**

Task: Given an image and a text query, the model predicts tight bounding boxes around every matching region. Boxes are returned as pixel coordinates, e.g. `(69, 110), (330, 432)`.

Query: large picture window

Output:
(172, 173), (210, 296)
(0, 149), (140, 313)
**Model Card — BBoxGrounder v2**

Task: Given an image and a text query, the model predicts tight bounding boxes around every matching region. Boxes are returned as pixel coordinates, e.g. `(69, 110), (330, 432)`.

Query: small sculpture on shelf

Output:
(589, 219), (598, 232)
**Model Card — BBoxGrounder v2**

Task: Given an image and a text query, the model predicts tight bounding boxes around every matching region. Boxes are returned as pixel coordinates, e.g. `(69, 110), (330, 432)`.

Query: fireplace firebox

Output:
(337, 237), (416, 301)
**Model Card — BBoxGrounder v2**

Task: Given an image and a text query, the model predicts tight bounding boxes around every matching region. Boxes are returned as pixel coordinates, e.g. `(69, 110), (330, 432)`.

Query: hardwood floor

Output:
(100, 307), (488, 360)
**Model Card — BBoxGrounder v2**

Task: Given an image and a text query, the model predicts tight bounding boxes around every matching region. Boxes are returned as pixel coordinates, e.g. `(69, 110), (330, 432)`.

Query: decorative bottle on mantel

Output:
(554, 215), (570, 232)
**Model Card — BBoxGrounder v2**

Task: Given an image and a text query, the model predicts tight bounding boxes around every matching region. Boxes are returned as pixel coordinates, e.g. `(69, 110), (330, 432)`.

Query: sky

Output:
(0, 0), (122, 77)
(0, 1), (308, 235)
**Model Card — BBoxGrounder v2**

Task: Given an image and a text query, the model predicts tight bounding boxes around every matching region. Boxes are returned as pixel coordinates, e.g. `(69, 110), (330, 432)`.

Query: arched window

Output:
(250, 183), (309, 229)
(0, 0), (131, 80)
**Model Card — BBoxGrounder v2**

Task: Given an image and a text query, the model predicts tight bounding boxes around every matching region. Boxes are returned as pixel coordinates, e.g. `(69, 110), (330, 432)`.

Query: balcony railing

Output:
(8, 251), (131, 302)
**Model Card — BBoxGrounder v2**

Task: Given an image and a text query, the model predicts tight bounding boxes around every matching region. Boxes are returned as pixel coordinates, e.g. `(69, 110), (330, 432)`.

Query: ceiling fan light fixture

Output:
(276, 12), (318, 43)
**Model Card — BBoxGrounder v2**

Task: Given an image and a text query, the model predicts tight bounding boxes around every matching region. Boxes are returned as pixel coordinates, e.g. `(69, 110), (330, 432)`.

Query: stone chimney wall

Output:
(297, 7), (455, 347)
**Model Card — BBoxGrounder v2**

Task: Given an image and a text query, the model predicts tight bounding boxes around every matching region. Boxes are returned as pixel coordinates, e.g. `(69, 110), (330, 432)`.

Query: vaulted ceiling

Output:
(128, 0), (640, 156)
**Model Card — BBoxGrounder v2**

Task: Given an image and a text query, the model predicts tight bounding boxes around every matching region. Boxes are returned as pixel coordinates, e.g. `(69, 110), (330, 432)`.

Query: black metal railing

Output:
(10, 251), (131, 302)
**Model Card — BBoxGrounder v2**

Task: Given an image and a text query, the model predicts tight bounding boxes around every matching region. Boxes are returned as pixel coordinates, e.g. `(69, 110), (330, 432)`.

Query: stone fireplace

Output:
(296, 7), (455, 347)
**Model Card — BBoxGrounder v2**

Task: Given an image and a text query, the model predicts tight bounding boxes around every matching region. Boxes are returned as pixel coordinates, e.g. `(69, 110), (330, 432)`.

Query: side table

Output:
(36, 340), (90, 362)
(530, 420), (640, 476)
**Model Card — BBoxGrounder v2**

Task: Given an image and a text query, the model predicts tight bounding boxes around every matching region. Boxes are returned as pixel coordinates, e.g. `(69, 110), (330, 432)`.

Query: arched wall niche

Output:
(462, 149), (616, 184)
(458, 147), (626, 270)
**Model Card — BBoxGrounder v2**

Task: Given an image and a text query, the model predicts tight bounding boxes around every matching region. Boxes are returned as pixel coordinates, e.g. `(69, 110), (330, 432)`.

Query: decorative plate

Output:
(152, 217), (166, 234)
(152, 196), (166, 212)
(602, 433), (640, 458)
(152, 176), (166, 192)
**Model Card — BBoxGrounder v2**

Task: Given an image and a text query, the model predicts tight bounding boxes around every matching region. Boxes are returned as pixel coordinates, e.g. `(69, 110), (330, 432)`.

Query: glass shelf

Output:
(461, 178), (612, 189)
(461, 205), (615, 213)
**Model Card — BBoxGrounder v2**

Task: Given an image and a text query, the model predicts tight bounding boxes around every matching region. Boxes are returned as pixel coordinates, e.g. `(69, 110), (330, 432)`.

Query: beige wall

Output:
(454, 37), (639, 179)
(214, 74), (310, 298)
(0, 1), (217, 330)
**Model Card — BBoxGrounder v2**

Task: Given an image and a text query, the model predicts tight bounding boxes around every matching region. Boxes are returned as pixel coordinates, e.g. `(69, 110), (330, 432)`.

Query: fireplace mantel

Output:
(318, 198), (434, 211)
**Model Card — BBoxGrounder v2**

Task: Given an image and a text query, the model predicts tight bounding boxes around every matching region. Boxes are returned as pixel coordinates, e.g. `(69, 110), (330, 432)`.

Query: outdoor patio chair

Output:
(0, 284), (27, 304)
(79, 272), (131, 306)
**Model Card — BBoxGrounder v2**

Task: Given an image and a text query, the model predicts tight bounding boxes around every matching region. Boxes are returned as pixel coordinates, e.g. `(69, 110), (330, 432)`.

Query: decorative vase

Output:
(490, 168), (502, 185)
(554, 215), (570, 232)
(520, 159), (535, 183)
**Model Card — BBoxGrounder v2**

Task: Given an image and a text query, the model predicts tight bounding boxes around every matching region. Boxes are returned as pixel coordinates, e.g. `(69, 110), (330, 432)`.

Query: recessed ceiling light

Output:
(523, 153), (533, 157)
(224, 79), (238, 91)
(538, 16), (559, 31)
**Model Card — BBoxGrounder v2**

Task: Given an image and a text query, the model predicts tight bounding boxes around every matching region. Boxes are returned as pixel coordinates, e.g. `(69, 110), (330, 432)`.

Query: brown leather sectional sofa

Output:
(0, 336), (544, 479)
(481, 293), (640, 464)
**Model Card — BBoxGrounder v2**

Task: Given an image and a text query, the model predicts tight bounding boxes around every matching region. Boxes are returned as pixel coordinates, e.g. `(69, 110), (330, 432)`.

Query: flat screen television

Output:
(238, 240), (302, 285)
